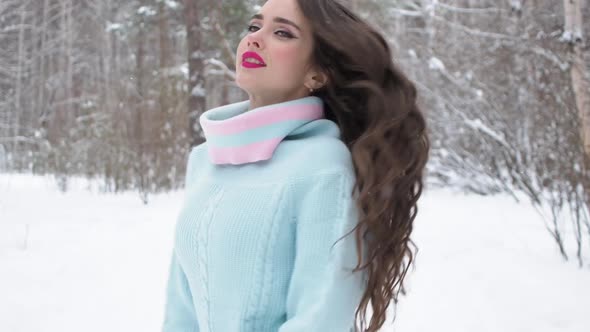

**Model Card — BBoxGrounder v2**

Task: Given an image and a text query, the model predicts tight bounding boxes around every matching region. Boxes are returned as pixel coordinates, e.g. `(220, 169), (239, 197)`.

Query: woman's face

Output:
(235, 0), (318, 104)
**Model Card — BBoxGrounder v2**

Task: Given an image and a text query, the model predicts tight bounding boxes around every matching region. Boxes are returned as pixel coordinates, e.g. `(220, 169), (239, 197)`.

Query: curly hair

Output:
(296, 1), (431, 331)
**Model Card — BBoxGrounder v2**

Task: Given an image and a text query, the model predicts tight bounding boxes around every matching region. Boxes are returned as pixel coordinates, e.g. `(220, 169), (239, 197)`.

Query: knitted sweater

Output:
(161, 96), (367, 332)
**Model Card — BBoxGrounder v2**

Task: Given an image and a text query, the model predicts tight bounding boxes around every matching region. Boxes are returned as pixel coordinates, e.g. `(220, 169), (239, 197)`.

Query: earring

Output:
(309, 88), (314, 93)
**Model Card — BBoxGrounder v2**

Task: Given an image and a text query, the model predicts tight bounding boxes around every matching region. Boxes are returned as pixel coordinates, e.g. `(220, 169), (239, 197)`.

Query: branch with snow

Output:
(388, 8), (422, 17)
(559, 30), (584, 45)
(0, 136), (38, 145)
(204, 58), (235, 81)
(463, 118), (510, 150)
(529, 46), (570, 71)
(431, 14), (520, 40)
(436, 2), (505, 14)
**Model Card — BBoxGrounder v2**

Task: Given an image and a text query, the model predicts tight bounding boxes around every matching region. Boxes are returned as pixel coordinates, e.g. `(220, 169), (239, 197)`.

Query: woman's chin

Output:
(235, 75), (251, 89)
(235, 80), (260, 96)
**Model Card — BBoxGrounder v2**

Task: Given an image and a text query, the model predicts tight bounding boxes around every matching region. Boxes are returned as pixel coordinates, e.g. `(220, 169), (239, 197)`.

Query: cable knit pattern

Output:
(196, 188), (223, 332)
(161, 96), (368, 332)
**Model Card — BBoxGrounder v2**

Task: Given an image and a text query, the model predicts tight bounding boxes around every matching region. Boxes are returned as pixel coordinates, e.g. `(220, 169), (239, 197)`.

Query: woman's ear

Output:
(305, 70), (328, 90)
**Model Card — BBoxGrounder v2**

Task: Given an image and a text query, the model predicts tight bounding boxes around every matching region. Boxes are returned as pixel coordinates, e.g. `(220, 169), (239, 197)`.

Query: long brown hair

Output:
(297, 0), (430, 331)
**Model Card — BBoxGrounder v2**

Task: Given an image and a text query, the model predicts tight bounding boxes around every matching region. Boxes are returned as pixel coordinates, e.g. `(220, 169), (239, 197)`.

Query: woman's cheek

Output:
(273, 44), (305, 70)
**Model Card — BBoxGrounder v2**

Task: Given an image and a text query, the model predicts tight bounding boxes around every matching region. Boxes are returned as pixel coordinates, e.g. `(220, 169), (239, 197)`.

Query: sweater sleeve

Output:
(278, 171), (367, 332)
(161, 250), (200, 332)
(162, 148), (200, 332)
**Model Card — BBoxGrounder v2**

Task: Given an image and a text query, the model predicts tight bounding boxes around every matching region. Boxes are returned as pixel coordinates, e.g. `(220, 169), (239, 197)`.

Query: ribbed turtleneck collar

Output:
(199, 96), (325, 165)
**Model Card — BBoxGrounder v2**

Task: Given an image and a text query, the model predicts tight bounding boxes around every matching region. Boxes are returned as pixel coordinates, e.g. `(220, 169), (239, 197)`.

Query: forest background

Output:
(0, 0), (589, 265)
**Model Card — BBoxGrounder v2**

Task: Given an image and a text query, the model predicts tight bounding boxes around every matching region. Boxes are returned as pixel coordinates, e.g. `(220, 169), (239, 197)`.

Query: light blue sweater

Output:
(162, 96), (368, 332)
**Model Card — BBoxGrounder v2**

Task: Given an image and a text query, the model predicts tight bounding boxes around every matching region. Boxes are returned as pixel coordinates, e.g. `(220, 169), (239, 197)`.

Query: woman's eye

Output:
(246, 25), (293, 39)
(247, 25), (260, 32)
(275, 30), (294, 38)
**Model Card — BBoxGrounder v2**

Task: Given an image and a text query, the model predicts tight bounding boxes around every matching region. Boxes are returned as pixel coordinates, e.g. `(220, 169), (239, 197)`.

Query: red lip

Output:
(242, 51), (266, 68)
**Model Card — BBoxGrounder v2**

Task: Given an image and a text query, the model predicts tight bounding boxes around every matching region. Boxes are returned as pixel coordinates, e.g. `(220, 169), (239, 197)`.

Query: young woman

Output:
(162, 0), (429, 331)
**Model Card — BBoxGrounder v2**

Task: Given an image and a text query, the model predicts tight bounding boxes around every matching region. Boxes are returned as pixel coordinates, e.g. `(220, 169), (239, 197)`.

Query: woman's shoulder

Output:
(283, 135), (356, 181)
(186, 143), (207, 166)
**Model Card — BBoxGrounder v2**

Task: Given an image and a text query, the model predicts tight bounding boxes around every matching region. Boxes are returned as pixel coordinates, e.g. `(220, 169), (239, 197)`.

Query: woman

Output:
(162, 0), (429, 331)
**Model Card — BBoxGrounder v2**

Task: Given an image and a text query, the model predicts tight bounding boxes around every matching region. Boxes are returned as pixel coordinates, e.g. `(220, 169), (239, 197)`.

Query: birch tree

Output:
(183, 0), (205, 147)
(563, 0), (589, 161)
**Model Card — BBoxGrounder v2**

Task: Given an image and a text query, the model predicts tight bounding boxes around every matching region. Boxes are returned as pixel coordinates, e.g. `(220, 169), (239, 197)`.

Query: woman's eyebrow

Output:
(250, 13), (302, 32)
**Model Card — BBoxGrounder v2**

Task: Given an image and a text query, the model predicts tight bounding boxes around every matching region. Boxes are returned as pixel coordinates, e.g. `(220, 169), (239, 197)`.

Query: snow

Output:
(81, 100), (95, 109)
(560, 30), (583, 44)
(423, 0), (438, 16)
(464, 117), (510, 149)
(0, 174), (179, 332)
(179, 63), (188, 77)
(191, 84), (205, 97)
(510, 0), (523, 12)
(105, 22), (123, 33)
(137, 6), (157, 17)
(429, 56), (445, 71)
(1, 173), (589, 332)
(191, 50), (204, 60)
(164, 0), (179, 10)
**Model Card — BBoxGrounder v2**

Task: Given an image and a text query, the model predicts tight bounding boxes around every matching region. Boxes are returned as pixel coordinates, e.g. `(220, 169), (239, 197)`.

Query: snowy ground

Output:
(0, 173), (589, 332)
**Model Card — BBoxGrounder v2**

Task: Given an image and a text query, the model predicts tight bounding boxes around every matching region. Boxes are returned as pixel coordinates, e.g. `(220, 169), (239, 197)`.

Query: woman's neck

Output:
(247, 90), (309, 111)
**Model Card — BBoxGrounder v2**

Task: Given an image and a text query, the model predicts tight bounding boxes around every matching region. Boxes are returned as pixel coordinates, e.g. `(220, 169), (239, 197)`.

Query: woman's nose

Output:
(246, 32), (263, 49)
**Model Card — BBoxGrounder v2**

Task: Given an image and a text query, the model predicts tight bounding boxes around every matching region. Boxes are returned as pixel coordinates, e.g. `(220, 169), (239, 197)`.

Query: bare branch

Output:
(435, 2), (506, 14)
(204, 58), (236, 81)
(432, 14), (521, 40)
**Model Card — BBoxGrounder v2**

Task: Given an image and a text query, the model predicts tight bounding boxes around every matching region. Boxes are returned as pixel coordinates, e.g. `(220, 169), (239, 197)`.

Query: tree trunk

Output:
(563, 0), (583, 41)
(212, 0), (235, 66)
(564, 0), (590, 242)
(158, 0), (171, 116)
(135, 0), (147, 102)
(59, 0), (73, 121)
(159, 1), (171, 70)
(422, 0), (436, 50)
(564, 0), (589, 157)
(38, 0), (50, 131)
(184, 0), (205, 147)
(135, 0), (147, 201)
(101, 0), (113, 119)
(571, 38), (590, 157)
(14, 1), (27, 157)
